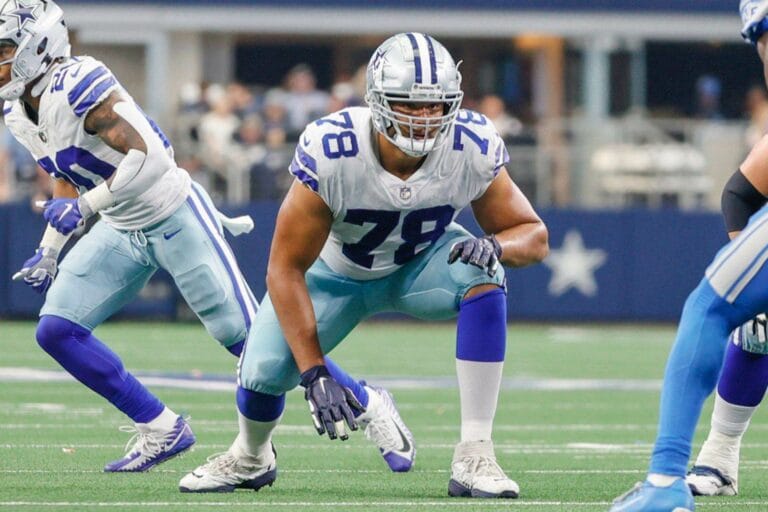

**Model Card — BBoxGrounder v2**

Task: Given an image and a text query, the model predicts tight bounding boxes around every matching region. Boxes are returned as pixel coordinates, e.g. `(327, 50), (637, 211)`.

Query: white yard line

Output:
(0, 367), (662, 391)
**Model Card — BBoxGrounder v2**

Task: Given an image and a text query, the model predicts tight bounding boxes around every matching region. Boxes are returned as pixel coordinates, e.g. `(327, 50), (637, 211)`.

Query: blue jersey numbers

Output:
(317, 111), (359, 160)
(453, 110), (489, 155)
(342, 205), (455, 268)
(38, 146), (116, 189)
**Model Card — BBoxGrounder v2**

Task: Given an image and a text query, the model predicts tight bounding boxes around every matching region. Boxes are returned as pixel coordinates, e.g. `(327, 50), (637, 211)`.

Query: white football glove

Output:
(740, 0), (768, 43)
(732, 313), (768, 355)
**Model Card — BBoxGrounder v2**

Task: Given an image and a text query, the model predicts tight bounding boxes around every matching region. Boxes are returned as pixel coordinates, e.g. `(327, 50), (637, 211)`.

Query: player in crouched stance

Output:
(180, 33), (548, 497)
(3, 0), (370, 474)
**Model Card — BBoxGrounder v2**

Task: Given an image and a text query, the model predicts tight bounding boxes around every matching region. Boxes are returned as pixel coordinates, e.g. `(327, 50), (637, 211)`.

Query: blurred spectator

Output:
(744, 85), (768, 148)
(478, 94), (523, 139)
(282, 63), (330, 137)
(0, 126), (46, 203)
(227, 82), (259, 119)
(694, 75), (723, 120)
(197, 83), (240, 198)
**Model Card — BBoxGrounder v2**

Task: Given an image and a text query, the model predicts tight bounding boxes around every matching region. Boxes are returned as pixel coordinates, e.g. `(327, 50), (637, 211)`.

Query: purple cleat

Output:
(104, 416), (196, 472)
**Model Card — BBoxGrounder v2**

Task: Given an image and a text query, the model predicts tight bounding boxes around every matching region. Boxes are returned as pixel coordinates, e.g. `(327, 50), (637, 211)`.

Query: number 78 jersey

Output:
(290, 106), (510, 280)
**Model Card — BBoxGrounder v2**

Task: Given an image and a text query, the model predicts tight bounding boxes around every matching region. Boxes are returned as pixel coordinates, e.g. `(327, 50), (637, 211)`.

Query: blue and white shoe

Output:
(609, 479), (695, 512)
(104, 416), (196, 472)
(179, 445), (277, 493)
(358, 384), (415, 472)
(686, 465), (737, 496)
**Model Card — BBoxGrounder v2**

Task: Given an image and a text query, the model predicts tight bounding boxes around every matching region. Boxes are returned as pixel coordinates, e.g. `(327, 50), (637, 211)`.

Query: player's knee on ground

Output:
(240, 355), (300, 395)
(36, 315), (85, 354)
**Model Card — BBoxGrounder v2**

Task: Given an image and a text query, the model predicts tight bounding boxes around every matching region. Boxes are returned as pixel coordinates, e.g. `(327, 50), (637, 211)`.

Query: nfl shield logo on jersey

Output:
(399, 186), (412, 201)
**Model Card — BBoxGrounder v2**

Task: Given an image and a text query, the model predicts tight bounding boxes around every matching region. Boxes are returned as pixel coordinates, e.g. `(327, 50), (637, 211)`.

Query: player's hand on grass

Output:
(448, 234), (502, 277)
(12, 247), (58, 294)
(300, 365), (364, 441)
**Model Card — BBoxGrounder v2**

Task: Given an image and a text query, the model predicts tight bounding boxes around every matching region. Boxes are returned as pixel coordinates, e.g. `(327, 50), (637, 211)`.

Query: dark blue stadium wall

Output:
(0, 202), (728, 322)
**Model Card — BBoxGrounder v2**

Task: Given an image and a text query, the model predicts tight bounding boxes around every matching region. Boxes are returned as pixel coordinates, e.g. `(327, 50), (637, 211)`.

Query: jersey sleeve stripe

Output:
(73, 76), (118, 117)
(2, 106), (11, 115)
(295, 145), (317, 173)
(289, 158), (319, 192)
(67, 66), (108, 106)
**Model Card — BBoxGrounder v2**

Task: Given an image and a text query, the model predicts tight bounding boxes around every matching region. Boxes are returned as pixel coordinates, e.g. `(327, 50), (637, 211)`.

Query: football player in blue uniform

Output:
(683, 0), (768, 499)
(179, 33), (548, 497)
(3, 0), (372, 474)
(610, 2), (768, 510)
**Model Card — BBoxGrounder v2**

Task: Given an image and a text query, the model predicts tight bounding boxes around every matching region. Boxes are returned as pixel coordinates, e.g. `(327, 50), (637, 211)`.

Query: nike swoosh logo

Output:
(393, 423), (411, 453)
(163, 228), (182, 240)
(57, 203), (73, 222)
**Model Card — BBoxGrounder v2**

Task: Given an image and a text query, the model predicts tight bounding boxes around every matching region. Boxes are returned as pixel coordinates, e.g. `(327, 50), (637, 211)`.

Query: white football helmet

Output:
(366, 32), (463, 157)
(0, 0), (70, 101)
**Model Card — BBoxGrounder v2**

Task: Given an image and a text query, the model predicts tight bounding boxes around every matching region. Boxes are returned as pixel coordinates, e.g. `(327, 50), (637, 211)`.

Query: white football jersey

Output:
(289, 106), (509, 280)
(4, 56), (190, 231)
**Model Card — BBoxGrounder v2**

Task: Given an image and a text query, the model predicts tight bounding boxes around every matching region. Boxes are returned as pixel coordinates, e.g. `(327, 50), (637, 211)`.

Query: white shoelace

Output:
(456, 455), (508, 480)
(118, 425), (163, 458)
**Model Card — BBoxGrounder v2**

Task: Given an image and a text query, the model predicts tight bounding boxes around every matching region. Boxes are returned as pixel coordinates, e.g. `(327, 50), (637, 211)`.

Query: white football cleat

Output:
(686, 431), (740, 496)
(448, 440), (519, 498)
(686, 466), (737, 496)
(357, 384), (415, 472)
(179, 446), (277, 493)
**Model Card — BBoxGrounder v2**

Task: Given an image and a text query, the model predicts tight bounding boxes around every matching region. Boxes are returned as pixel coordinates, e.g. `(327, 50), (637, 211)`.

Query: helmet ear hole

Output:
(36, 37), (47, 55)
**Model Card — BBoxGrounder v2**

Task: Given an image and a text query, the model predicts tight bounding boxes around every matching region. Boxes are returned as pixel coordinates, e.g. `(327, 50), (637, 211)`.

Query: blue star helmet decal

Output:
(9, 3), (36, 29)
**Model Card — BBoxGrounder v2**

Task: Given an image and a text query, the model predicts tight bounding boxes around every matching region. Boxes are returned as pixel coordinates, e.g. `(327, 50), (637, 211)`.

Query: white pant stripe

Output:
(706, 212), (768, 302)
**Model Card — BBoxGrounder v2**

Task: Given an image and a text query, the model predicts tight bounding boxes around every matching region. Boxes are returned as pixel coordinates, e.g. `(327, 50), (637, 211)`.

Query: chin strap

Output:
(30, 63), (60, 98)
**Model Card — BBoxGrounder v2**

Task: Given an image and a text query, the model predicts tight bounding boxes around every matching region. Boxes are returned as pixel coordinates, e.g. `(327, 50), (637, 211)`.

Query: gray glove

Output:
(12, 247), (59, 294)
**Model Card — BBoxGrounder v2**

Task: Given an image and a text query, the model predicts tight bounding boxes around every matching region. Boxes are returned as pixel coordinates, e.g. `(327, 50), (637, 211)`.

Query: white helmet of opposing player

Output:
(366, 32), (463, 157)
(0, 0), (70, 101)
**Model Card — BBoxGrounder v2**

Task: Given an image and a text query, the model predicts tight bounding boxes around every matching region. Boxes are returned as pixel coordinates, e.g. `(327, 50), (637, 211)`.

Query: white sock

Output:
(145, 407), (178, 431)
(230, 411), (281, 462)
(647, 473), (680, 487)
(456, 359), (503, 442)
(710, 392), (756, 438)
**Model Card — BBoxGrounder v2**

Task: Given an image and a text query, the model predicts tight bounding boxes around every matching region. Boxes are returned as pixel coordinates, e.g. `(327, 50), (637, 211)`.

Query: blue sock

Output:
(324, 357), (369, 409)
(717, 339), (768, 407)
(35, 315), (164, 423)
(236, 386), (285, 421)
(456, 288), (507, 362)
(649, 280), (743, 477)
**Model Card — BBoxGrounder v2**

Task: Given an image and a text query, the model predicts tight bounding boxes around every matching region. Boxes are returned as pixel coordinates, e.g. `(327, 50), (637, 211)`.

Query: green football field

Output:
(2, 320), (768, 511)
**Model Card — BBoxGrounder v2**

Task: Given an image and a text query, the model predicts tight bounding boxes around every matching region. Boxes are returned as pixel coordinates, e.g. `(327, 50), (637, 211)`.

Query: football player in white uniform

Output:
(682, 0), (768, 499)
(3, 0), (374, 474)
(610, 2), (768, 510)
(180, 33), (548, 497)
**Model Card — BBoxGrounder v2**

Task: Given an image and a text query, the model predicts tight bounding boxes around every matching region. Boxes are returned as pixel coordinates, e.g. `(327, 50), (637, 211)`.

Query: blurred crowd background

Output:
(0, 1), (760, 213)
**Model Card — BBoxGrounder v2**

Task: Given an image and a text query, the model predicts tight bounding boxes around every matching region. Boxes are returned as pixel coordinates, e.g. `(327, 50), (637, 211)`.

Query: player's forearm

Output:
(495, 221), (549, 267)
(266, 266), (325, 373)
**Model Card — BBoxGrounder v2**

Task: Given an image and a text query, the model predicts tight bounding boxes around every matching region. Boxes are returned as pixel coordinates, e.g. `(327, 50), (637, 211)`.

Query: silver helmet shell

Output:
(366, 33), (463, 157)
(0, 0), (70, 101)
